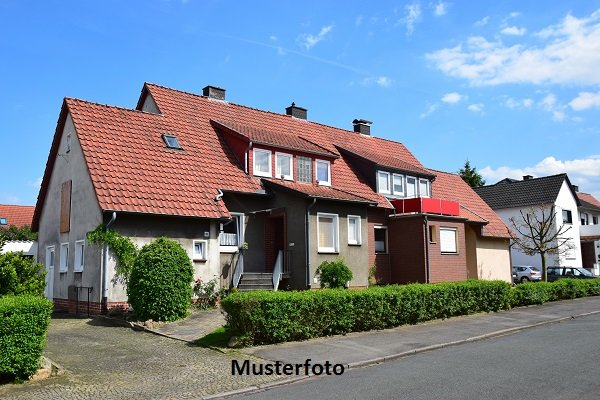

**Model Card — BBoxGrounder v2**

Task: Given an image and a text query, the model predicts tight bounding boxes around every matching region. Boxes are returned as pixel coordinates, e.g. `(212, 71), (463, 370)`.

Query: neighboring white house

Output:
(475, 174), (582, 269)
(576, 189), (600, 275)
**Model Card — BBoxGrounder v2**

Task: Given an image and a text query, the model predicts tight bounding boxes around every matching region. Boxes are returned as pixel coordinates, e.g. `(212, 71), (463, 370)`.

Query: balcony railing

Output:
(391, 197), (459, 216)
(580, 224), (600, 238)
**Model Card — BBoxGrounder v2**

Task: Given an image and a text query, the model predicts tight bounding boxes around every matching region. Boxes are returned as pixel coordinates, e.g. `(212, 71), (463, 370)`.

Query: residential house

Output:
(475, 174), (582, 269)
(33, 83), (512, 313)
(574, 189), (600, 275)
(0, 204), (37, 258)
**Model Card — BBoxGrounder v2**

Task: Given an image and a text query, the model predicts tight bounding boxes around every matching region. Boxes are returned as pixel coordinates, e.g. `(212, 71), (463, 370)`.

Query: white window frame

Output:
(374, 226), (388, 254)
(192, 240), (208, 261)
(440, 227), (458, 254)
(392, 173), (404, 196)
(275, 152), (293, 180)
(59, 243), (69, 273)
(316, 159), (331, 186)
(317, 212), (339, 253)
(253, 148), (272, 177)
(46, 245), (55, 269)
(347, 215), (362, 245)
(406, 176), (417, 198)
(419, 178), (430, 198)
(74, 240), (85, 272)
(377, 170), (391, 194)
(220, 213), (245, 253)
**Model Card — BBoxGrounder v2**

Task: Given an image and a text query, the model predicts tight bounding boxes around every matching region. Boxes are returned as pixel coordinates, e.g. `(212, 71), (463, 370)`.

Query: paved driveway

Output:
(0, 316), (282, 400)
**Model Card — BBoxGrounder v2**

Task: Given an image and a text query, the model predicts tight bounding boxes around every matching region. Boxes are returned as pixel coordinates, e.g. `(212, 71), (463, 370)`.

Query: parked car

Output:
(546, 267), (596, 282)
(512, 266), (542, 283)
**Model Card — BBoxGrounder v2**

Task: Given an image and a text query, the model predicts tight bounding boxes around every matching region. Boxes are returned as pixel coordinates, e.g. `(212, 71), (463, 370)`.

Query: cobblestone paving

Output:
(0, 316), (282, 399)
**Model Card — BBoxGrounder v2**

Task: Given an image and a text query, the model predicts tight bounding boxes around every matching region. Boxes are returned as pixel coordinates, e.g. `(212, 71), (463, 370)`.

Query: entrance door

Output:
(45, 246), (55, 300)
(265, 215), (285, 273)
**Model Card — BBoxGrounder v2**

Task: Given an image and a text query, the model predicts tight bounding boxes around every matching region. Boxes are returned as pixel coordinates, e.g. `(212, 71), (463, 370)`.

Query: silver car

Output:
(512, 265), (542, 283)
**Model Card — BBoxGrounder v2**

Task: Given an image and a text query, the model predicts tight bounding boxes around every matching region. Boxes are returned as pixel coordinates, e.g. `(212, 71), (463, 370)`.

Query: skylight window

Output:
(0, 217), (6, 225)
(162, 134), (182, 149)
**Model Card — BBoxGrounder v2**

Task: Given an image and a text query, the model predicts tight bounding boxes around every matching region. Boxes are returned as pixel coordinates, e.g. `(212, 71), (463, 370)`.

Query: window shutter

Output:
(60, 180), (72, 233)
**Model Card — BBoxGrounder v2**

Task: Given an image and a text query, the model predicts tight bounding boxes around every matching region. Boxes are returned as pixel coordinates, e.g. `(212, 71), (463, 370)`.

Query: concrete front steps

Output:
(238, 272), (273, 291)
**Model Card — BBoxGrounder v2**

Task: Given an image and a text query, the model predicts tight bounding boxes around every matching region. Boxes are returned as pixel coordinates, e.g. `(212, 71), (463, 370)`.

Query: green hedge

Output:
(0, 295), (53, 380)
(222, 279), (600, 346)
(221, 280), (512, 345)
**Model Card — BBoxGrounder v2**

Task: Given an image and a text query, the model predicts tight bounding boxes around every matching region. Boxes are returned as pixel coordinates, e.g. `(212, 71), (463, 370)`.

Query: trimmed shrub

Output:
(127, 237), (193, 322)
(0, 295), (53, 380)
(316, 258), (353, 289)
(0, 252), (46, 297)
(221, 280), (512, 345)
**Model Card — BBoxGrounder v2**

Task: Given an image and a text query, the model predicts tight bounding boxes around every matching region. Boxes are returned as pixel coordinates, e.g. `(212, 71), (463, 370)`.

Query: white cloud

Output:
(298, 25), (333, 50)
(481, 155), (600, 199)
(505, 97), (534, 109)
(359, 76), (393, 88)
(569, 91), (600, 111)
(269, 35), (277, 42)
(540, 93), (557, 110)
(427, 9), (600, 86)
(500, 26), (527, 36)
(475, 16), (490, 27)
(401, 3), (422, 35)
(441, 92), (463, 103)
(433, 2), (448, 17)
(523, 98), (533, 108)
(355, 15), (363, 27)
(420, 103), (439, 118)
(468, 103), (484, 112)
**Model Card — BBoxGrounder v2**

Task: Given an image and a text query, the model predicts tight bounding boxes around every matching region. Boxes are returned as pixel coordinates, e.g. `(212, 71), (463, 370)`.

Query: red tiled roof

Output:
(577, 192), (600, 212)
(336, 143), (434, 177)
(34, 83), (446, 227)
(0, 204), (35, 228)
(430, 170), (511, 238)
(263, 179), (376, 203)
(211, 120), (337, 158)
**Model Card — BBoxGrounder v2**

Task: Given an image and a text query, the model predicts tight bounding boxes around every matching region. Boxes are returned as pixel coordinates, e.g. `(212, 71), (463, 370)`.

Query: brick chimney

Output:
(523, 175), (533, 180)
(353, 119), (372, 135)
(285, 102), (307, 120)
(202, 85), (226, 100)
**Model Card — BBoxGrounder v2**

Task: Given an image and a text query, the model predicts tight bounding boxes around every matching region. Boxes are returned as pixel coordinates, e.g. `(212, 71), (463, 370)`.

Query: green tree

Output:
(458, 160), (486, 188)
(0, 252), (46, 297)
(127, 237), (193, 321)
(0, 225), (37, 242)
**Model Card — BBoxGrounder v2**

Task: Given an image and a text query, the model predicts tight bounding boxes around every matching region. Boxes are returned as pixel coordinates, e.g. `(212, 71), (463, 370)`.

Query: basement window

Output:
(162, 134), (182, 149)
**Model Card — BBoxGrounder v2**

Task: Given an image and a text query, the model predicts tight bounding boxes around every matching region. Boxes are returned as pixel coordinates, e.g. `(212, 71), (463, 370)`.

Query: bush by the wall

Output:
(0, 295), (53, 380)
(0, 252), (46, 297)
(127, 237), (193, 322)
(316, 258), (353, 289)
(511, 278), (600, 306)
(221, 280), (512, 345)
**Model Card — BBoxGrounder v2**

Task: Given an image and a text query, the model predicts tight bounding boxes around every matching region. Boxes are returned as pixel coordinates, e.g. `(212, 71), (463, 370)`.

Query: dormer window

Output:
(377, 171), (391, 194)
(419, 178), (430, 198)
(316, 159), (331, 186)
(162, 134), (182, 149)
(392, 174), (404, 196)
(406, 176), (417, 198)
(275, 152), (293, 180)
(253, 148), (272, 177)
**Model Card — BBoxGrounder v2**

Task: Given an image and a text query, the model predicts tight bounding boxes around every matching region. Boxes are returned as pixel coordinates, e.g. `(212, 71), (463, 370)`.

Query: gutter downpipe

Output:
(424, 215), (430, 284)
(101, 211), (117, 313)
(306, 198), (317, 288)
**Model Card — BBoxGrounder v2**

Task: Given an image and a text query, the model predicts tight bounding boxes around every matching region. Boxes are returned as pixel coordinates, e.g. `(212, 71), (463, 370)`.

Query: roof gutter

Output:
(101, 211), (117, 314)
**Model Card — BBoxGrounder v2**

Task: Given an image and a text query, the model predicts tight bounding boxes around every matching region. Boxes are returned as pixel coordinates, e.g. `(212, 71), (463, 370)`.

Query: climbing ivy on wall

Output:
(87, 225), (138, 284)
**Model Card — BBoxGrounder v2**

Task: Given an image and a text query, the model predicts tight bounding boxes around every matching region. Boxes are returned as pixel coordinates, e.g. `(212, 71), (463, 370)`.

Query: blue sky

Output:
(2, 1), (600, 205)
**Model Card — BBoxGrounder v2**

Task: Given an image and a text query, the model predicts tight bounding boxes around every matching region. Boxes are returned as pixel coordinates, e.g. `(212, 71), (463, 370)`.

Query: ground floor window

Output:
(193, 240), (208, 260)
(347, 215), (361, 245)
(74, 240), (85, 272)
(374, 226), (388, 253)
(440, 227), (457, 254)
(220, 213), (244, 252)
(318, 213), (339, 252)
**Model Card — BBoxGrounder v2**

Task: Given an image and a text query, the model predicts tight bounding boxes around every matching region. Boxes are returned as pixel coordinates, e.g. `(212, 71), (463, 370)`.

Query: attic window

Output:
(0, 217), (6, 225)
(162, 134), (182, 149)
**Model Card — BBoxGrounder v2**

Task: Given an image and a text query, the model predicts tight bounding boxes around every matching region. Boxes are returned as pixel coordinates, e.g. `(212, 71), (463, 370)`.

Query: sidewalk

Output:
(240, 296), (600, 369)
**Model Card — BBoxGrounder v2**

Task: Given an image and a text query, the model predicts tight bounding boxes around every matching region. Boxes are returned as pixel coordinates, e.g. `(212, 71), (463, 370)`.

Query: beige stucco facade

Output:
(466, 225), (511, 283)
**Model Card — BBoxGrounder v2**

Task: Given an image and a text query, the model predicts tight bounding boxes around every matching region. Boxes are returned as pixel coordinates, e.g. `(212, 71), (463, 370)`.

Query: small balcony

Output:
(391, 197), (459, 216)
(580, 224), (600, 239)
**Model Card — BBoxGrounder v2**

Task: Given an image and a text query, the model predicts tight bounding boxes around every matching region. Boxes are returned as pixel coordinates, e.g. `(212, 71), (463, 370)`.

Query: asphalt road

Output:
(233, 313), (600, 400)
